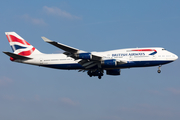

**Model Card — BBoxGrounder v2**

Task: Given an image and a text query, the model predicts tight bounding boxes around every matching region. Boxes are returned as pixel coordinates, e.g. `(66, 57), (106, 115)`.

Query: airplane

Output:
(3, 32), (178, 79)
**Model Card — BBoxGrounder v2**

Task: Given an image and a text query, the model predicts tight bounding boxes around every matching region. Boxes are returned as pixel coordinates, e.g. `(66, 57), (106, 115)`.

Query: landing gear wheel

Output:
(98, 71), (103, 79)
(157, 65), (162, 74)
(87, 70), (92, 77)
(157, 70), (161, 73)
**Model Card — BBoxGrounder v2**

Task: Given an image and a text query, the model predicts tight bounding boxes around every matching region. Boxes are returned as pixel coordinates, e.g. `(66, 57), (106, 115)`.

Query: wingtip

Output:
(41, 36), (52, 42)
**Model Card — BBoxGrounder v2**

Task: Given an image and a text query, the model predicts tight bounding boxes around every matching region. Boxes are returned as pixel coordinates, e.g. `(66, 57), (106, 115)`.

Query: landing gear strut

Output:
(98, 71), (103, 79)
(157, 65), (161, 73)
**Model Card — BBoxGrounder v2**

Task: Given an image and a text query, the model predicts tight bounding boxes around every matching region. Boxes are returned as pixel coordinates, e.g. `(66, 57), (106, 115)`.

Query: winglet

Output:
(41, 37), (81, 53)
(41, 36), (52, 43)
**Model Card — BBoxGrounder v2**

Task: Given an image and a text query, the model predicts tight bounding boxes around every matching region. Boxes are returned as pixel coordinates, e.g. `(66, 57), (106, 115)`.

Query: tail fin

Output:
(5, 32), (42, 56)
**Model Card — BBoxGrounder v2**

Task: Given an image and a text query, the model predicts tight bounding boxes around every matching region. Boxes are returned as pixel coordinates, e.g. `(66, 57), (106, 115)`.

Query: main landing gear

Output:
(157, 65), (161, 73)
(87, 69), (104, 79)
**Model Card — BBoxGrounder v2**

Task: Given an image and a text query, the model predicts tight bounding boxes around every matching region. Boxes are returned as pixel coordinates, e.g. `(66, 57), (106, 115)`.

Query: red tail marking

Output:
(18, 47), (35, 56)
(6, 35), (30, 45)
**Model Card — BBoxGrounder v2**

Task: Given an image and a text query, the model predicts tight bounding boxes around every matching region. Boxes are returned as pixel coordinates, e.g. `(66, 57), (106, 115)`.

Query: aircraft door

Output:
(152, 55), (156, 60)
(40, 58), (43, 64)
(129, 55), (133, 61)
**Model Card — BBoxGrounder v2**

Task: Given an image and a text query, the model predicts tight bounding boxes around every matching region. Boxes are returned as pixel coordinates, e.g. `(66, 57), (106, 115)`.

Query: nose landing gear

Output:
(157, 65), (161, 73)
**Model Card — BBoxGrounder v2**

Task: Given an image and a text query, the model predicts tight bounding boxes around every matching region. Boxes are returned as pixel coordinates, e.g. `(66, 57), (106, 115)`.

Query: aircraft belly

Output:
(41, 63), (84, 70)
(119, 60), (173, 68)
(102, 60), (173, 69)
(41, 60), (173, 70)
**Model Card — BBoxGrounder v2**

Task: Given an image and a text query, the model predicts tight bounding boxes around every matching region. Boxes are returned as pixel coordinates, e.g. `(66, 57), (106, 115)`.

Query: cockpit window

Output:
(162, 49), (166, 50)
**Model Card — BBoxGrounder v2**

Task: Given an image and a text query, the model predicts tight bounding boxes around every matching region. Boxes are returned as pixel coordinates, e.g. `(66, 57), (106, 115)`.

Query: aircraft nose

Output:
(176, 55), (178, 60)
(173, 54), (178, 61)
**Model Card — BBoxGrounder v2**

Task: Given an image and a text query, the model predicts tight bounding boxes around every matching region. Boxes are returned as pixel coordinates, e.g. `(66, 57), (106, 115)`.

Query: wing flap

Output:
(92, 54), (102, 61)
(117, 60), (127, 65)
(85, 63), (98, 69)
(78, 59), (99, 69)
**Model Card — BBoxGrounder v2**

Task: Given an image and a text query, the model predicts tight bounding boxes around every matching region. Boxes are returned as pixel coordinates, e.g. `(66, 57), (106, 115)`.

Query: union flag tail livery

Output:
(5, 32), (42, 56)
(3, 32), (178, 79)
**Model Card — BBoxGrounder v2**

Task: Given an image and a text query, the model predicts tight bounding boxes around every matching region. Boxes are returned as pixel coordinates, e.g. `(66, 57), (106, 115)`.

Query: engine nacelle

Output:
(106, 69), (120, 75)
(75, 53), (92, 60)
(102, 59), (117, 66)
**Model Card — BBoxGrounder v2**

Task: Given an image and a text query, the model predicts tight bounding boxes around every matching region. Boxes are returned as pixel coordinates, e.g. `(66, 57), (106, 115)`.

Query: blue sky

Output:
(0, 0), (180, 120)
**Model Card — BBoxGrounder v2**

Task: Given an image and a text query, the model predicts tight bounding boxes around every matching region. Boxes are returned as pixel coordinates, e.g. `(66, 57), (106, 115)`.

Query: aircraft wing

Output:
(42, 37), (80, 53)
(42, 37), (102, 61)
(78, 59), (100, 69)
(42, 37), (126, 69)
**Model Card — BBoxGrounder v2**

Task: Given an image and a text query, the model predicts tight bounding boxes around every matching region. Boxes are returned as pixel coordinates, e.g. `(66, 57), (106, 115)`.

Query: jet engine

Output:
(75, 53), (92, 60)
(106, 69), (120, 75)
(101, 59), (117, 66)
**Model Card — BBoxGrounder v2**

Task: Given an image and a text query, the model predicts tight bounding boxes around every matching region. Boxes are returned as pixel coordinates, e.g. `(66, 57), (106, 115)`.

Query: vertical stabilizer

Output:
(5, 32), (42, 56)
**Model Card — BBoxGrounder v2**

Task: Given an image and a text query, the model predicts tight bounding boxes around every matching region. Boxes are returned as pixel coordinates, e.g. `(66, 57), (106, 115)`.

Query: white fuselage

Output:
(5, 32), (178, 78)
(15, 47), (178, 70)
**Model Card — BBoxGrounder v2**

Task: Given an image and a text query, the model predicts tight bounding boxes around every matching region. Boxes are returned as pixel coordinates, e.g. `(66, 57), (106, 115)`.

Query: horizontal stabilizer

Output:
(42, 37), (79, 53)
(3, 51), (32, 60)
